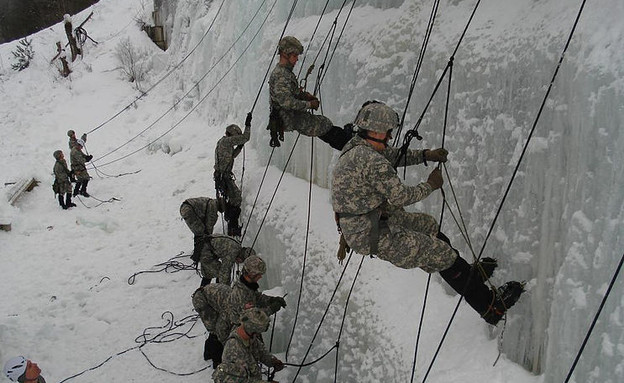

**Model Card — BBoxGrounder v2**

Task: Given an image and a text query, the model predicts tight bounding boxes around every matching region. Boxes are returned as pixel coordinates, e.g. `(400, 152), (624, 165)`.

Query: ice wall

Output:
(155, 0), (624, 381)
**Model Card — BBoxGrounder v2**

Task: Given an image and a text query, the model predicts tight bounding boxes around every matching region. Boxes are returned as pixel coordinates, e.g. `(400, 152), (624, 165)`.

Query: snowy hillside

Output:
(1, 1), (623, 383)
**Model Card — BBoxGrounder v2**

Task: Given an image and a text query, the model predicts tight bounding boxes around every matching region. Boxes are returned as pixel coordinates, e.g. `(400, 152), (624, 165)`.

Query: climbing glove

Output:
(268, 296), (286, 312)
(272, 357), (285, 371)
(425, 148), (448, 163)
(85, 154), (93, 162)
(427, 168), (443, 190)
(245, 112), (252, 127)
(309, 99), (320, 110)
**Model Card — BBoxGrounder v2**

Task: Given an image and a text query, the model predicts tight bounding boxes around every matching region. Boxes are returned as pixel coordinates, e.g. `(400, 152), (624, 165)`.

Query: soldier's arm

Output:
(251, 337), (276, 367)
(372, 158), (433, 207)
(381, 147), (426, 167)
(271, 71), (309, 111)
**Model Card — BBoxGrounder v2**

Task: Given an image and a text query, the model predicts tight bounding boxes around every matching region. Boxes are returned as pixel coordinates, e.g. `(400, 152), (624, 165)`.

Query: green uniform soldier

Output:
(67, 129), (86, 151)
(213, 308), (284, 383)
(214, 114), (251, 237)
(331, 101), (523, 325)
(53, 150), (76, 209)
(268, 36), (352, 150)
(180, 197), (224, 265)
(70, 139), (92, 197)
(199, 235), (254, 286)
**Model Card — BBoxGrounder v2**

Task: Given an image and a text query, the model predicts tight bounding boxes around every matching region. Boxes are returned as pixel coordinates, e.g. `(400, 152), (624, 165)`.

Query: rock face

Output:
(0, 0), (99, 43)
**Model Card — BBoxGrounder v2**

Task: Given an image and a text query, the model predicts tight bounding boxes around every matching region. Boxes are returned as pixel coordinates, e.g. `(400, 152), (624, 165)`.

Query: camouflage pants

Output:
(200, 253), (235, 285)
(347, 210), (456, 273)
(180, 202), (206, 237)
(279, 109), (333, 137)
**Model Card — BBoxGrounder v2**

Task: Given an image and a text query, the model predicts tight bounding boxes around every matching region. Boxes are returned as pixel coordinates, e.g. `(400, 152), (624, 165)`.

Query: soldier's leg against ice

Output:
(65, 192), (76, 208)
(58, 194), (67, 209)
(80, 179), (90, 197)
(73, 180), (82, 197)
(225, 177), (242, 236)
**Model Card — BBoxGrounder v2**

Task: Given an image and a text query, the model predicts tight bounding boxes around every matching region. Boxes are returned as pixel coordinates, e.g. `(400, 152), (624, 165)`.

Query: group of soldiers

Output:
(52, 130), (92, 210)
(179, 36), (524, 382)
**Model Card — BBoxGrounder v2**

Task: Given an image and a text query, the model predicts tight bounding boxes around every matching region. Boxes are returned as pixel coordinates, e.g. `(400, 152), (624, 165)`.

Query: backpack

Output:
(192, 283), (231, 332)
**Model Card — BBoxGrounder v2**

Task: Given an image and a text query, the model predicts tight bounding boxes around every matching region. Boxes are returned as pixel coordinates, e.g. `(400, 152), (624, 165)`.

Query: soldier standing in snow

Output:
(331, 101), (524, 325)
(68, 129), (87, 151)
(198, 235), (255, 286)
(212, 308), (284, 383)
(268, 36), (352, 149)
(3, 356), (46, 383)
(70, 139), (92, 197)
(53, 150), (76, 210)
(180, 197), (224, 263)
(214, 114), (251, 237)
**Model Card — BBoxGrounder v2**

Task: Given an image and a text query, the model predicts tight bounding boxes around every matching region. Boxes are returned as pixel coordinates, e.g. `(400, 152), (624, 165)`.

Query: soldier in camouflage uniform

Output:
(213, 308), (284, 383)
(70, 139), (92, 198)
(207, 255), (286, 367)
(53, 150), (76, 210)
(199, 236), (255, 286)
(268, 36), (352, 150)
(180, 197), (224, 265)
(331, 101), (524, 325)
(67, 129), (87, 151)
(215, 114), (252, 237)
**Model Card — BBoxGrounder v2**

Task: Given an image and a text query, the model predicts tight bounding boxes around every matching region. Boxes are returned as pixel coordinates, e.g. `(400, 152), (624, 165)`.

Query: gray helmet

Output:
(354, 101), (399, 133)
(278, 36), (303, 55)
(3, 356), (26, 382)
(240, 307), (270, 334)
(243, 255), (266, 275)
(238, 247), (256, 261)
(225, 124), (242, 136)
(53, 150), (63, 160)
(67, 129), (75, 137)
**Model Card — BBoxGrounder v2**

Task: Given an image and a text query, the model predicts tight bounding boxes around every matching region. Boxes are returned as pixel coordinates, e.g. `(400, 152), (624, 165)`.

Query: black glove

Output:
(85, 155), (93, 162)
(81, 133), (87, 141)
(427, 168), (443, 190)
(245, 112), (252, 127)
(269, 296), (286, 312)
(425, 148), (448, 163)
(272, 357), (285, 371)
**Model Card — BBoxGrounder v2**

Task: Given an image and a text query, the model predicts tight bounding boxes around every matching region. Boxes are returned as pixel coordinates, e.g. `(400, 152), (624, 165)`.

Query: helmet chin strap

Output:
(360, 131), (391, 148)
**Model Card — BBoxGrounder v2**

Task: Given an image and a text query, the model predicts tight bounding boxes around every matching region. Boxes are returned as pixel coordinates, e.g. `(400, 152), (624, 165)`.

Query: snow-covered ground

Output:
(1, 0), (622, 382)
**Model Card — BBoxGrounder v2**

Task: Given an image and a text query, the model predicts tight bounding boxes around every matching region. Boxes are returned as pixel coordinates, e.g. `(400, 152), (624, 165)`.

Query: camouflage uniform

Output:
(331, 135), (456, 272)
(53, 154), (72, 195)
(180, 197), (219, 237)
(70, 146), (90, 182)
(199, 235), (250, 285)
(212, 331), (277, 383)
(213, 308), (282, 383)
(269, 63), (332, 137)
(214, 124), (250, 208)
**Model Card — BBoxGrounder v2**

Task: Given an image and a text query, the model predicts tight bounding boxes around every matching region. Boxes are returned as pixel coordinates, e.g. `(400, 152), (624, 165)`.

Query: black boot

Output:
(65, 193), (76, 208)
(319, 126), (353, 150)
(80, 180), (90, 197)
(472, 257), (497, 282)
(225, 205), (242, 236)
(482, 281), (525, 325)
(73, 181), (81, 197)
(439, 256), (495, 315)
(58, 194), (68, 209)
(204, 333), (224, 366)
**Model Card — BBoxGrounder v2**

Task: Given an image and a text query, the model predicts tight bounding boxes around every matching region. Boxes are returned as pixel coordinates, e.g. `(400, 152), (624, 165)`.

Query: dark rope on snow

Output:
(127, 251), (198, 285)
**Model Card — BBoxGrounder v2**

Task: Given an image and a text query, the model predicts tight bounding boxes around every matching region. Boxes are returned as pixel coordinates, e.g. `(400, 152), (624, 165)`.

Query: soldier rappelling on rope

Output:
(268, 36), (352, 150)
(70, 138), (92, 198)
(214, 114), (251, 237)
(332, 101), (524, 325)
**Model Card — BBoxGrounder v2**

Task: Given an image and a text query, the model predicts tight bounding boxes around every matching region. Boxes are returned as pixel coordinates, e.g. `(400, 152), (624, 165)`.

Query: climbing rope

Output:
(127, 251), (197, 285)
(92, 0), (277, 169)
(93, 0), (274, 165)
(75, 194), (121, 209)
(87, 0), (228, 135)
(285, 137), (315, 360)
(421, 0), (588, 380)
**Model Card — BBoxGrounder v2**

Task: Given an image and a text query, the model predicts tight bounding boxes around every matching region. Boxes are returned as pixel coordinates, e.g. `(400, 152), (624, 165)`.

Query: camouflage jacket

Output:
(200, 235), (242, 283)
(269, 63), (310, 113)
(70, 146), (88, 172)
(182, 197), (219, 236)
(225, 276), (279, 328)
(53, 159), (72, 182)
(213, 330), (276, 383)
(215, 125), (250, 174)
(331, 135), (433, 254)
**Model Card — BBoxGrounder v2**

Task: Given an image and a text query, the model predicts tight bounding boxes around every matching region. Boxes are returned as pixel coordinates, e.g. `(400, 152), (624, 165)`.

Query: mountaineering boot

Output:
(439, 256), (495, 315)
(65, 193), (76, 208)
(319, 126), (353, 150)
(58, 194), (67, 209)
(80, 180), (90, 197)
(472, 257), (498, 282)
(73, 181), (82, 197)
(482, 281), (525, 325)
